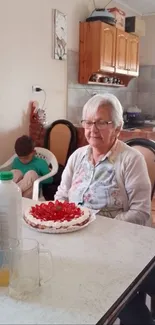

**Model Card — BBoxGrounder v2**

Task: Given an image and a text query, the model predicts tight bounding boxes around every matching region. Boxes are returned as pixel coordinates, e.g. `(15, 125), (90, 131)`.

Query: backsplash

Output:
(137, 66), (155, 117)
(67, 50), (138, 125)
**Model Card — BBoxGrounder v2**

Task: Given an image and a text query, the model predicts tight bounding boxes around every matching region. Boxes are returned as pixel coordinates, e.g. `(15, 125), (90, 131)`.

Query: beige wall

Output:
(0, 0), (138, 164)
(140, 15), (155, 65)
(0, 0), (85, 163)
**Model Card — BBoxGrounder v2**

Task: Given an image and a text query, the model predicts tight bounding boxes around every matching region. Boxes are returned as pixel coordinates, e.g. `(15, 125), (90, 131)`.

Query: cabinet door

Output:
(115, 29), (128, 74)
(100, 23), (116, 73)
(127, 35), (139, 76)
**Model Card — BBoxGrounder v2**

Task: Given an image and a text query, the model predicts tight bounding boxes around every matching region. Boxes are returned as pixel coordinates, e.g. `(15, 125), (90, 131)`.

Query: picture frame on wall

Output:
(53, 9), (67, 60)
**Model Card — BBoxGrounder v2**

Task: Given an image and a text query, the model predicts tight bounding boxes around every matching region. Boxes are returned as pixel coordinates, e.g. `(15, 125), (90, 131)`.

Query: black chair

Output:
(126, 138), (155, 200)
(43, 119), (77, 200)
(120, 138), (155, 325)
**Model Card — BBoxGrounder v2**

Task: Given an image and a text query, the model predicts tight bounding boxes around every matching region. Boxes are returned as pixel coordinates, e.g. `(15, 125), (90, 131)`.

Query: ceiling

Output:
(116, 0), (155, 15)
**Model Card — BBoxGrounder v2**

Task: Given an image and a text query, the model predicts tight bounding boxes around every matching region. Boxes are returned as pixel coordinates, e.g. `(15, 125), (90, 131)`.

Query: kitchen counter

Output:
(120, 127), (155, 142)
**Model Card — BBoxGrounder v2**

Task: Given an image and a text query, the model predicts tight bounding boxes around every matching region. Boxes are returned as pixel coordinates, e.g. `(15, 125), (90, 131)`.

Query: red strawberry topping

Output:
(30, 201), (84, 222)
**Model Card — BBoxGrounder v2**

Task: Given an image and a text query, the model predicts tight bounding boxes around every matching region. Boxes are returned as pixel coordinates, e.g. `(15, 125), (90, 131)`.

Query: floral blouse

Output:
(67, 142), (124, 217)
(55, 140), (151, 224)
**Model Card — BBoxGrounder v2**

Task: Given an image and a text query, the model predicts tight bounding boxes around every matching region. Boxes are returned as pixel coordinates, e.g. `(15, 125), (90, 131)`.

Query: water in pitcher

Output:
(8, 240), (41, 299)
(9, 276), (39, 300)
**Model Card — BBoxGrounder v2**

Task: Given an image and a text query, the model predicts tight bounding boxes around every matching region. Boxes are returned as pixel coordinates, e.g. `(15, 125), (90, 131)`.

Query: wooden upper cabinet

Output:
(115, 29), (139, 76)
(100, 23), (116, 72)
(115, 29), (128, 74)
(78, 21), (139, 84)
(127, 34), (139, 76)
(79, 21), (116, 83)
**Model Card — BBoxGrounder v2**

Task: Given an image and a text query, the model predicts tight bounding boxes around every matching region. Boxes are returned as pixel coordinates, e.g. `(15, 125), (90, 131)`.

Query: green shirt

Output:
(12, 156), (53, 184)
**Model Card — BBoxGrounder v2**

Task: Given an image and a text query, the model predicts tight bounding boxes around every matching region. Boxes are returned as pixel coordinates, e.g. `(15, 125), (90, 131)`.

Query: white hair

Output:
(82, 93), (124, 129)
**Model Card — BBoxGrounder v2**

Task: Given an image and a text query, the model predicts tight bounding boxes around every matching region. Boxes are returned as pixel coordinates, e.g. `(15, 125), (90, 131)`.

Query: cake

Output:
(24, 200), (90, 230)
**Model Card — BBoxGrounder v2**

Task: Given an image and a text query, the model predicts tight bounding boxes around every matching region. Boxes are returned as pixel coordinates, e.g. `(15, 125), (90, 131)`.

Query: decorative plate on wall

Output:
(53, 9), (67, 60)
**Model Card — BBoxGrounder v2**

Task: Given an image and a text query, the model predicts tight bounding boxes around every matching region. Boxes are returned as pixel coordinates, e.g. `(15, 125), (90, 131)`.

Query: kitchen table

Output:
(0, 198), (155, 325)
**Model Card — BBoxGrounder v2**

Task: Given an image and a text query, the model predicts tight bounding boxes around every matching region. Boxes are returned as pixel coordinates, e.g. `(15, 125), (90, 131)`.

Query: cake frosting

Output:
(24, 201), (90, 230)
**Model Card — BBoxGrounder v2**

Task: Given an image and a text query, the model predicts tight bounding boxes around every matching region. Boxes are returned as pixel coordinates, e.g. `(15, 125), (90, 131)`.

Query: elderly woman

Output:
(55, 93), (151, 225)
(55, 94), (154, 325)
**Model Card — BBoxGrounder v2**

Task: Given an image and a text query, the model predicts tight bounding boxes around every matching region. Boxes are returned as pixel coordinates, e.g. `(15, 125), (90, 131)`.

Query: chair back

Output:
(35, 147), (58, 175)
(126, 138), (155, 199)
(44, 119), (77, 166)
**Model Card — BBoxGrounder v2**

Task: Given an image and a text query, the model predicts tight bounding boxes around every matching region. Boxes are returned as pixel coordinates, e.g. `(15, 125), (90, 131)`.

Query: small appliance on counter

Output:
(123, 106), (145, 129)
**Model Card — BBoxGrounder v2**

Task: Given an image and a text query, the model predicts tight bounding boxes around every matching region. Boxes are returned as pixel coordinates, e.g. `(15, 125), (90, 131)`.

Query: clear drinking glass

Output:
(0, 238), (19, 287)
(9, 238), (52, 300)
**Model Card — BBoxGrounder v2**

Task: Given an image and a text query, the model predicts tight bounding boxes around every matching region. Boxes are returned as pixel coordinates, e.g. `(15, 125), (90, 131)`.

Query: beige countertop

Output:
(1, 199), (155, 325)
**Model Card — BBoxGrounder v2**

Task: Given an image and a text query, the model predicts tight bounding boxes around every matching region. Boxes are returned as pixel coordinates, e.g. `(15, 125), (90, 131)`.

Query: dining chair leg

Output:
(119, 292), (146, 325)
(151, 295), (155, 321)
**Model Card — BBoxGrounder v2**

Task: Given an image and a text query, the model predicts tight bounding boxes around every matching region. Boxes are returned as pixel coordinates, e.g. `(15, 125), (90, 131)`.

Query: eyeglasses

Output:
(81, 120), (113, 130)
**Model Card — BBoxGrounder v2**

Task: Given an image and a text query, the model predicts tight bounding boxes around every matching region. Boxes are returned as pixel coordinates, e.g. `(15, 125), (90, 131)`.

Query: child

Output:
(11, 135), (52, 198)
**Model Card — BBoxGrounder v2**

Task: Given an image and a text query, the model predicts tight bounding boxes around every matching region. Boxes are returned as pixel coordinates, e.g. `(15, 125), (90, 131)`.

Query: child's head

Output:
(15, 135), (35, 164)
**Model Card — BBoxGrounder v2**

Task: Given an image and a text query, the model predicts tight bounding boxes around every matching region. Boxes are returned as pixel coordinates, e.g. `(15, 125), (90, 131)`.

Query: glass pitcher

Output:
(0, 238), (19, 287)
(8, 238), (53, 300)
